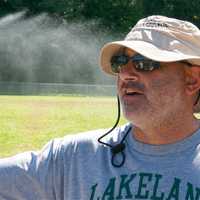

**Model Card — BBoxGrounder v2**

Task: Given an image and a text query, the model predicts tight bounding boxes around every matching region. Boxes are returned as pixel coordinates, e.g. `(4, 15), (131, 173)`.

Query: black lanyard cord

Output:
(194, 90), (200, 106)
(111, 126), (132, 167)
(98, 95), (132, 167)
(97, 95), (121, 148)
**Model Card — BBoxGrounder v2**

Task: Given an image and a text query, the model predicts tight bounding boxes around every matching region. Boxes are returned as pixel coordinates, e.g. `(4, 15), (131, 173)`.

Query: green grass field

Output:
(0, 95), (127, 157)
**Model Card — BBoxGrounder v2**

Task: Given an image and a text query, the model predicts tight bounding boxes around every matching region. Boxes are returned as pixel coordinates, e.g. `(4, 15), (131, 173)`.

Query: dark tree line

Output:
(1, 0), (200, 33)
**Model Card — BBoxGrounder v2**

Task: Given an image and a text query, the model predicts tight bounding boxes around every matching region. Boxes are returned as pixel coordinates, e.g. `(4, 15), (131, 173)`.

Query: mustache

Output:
(122, 81), (145, 91)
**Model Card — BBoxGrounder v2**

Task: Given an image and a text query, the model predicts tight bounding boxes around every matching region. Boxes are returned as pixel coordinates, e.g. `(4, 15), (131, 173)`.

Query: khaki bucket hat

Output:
(100, 15), (200, 76)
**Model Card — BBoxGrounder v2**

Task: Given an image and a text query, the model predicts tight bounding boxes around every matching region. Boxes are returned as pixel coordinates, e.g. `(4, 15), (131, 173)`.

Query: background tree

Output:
(1, 0), (200, 33)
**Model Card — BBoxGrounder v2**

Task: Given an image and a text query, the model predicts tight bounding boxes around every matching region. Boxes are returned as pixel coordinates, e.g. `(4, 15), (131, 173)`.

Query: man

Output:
(1, 15), (200, 199)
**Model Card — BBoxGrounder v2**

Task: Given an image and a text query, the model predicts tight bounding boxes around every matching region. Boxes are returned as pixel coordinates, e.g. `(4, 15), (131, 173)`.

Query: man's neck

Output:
(132, 117), (200, 145)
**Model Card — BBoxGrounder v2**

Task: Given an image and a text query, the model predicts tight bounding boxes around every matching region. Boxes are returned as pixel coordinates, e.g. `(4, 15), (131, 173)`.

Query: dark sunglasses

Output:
(110, 54), (160, 73)
(110, 54), (192, 73)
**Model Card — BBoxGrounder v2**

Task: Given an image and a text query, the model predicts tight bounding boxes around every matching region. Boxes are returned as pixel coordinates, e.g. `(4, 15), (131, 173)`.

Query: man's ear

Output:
(185, 66), (200, 95)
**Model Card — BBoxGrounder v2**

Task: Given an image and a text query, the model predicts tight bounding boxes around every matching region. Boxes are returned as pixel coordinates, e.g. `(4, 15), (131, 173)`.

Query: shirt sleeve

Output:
(0, 137), (67, 200)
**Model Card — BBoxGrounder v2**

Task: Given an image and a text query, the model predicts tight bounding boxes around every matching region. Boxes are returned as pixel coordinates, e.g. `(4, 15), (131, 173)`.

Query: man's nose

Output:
(118, 63), (140, 81)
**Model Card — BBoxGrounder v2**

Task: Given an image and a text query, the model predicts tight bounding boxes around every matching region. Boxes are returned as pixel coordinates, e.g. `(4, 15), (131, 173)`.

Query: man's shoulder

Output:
(65, 123), (130, 141)
(59, 123), (131, 152)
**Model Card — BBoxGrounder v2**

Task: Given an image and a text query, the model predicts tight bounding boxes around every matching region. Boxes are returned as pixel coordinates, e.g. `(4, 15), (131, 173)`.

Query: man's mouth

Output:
(125, 88), (143, 96)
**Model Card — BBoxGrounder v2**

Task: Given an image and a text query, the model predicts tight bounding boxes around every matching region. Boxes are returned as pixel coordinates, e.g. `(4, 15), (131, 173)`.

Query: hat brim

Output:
(100, 40), (200, 75)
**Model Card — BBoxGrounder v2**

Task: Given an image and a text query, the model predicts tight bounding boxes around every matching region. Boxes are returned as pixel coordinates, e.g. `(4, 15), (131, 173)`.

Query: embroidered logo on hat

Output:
(134, 19), (169, 29)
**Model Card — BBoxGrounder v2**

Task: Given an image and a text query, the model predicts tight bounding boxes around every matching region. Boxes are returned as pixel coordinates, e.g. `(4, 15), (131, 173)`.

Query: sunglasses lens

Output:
(134, 60), (160, 71)
(111, 55), (128, 73)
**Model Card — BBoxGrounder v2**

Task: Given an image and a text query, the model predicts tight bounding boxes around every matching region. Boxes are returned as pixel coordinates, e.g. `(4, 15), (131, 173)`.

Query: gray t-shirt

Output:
(0, 123), (200, 200)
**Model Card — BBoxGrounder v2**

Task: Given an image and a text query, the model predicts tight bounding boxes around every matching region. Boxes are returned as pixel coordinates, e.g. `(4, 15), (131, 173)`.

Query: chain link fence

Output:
(0, 82), (117, 96)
